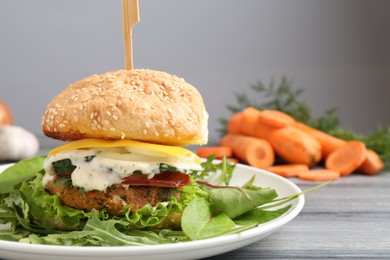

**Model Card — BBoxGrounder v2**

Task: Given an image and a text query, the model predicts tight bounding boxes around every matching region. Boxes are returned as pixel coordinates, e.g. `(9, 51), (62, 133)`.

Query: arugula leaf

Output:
(199, 155), (236, 185)
(82, 210), (161, 246)
(0, 156), (46, 194)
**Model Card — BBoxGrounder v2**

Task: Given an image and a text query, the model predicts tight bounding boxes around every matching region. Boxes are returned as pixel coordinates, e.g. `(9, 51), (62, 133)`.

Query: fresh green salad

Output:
(0, 155), (307, 246)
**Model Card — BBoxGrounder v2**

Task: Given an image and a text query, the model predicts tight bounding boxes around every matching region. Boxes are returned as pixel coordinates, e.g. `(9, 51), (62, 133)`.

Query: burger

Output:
(40, 69), (208, 230)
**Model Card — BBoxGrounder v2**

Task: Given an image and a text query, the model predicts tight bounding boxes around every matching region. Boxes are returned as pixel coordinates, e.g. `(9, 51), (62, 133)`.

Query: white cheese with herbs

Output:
(43, 147), (202, 192)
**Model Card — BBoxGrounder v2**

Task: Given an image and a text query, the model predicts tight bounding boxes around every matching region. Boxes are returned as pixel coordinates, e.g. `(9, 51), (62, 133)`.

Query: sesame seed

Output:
(112, 115), (119, 121)
(106, 111), (112, 116)
(58, 123), (65, 128)
(143, 129), (147, 135)
(90, 113), (94, 119)
(103, 120), (110, 126)
(110, 127), (116, 132)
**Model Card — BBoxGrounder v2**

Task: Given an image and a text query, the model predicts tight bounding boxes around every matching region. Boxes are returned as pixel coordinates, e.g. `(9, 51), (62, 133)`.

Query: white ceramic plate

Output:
(0, 163), (304, 260)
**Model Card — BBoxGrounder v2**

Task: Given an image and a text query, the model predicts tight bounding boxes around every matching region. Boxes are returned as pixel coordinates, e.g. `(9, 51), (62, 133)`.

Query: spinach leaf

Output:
(0, 156), (45, 194)
(234, 205), (292, 226)
(181, 198), (235, 240)
(209, 186), (278, 219)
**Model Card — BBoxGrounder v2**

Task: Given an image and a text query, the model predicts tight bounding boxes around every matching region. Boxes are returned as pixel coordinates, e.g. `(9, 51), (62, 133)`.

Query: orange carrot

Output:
(294, 121), (346, 159)
(267, 164), (309, 178)
(0, 100), (13, 125)
(252, 119), (276, 140)
(196, 146), (233, 159)
(257, 110), (295, 128)
(358, 149), (384, 175)
(227, 112), (243, 135)
(298, 169), (340, 181)
(220, 134), (274, 169)
(253, 110), (295, 140)
(239, 107), (263, 136)
(325, 141), (367, 176)
(268, 126), (322, 166)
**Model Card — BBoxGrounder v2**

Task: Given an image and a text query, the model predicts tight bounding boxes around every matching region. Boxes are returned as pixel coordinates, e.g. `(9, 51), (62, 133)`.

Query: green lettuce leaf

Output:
(0, 156), (46, 194)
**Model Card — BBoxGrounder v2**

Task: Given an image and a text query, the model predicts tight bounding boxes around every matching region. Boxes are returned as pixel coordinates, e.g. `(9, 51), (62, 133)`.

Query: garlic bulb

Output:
(0, 125), (39, 161)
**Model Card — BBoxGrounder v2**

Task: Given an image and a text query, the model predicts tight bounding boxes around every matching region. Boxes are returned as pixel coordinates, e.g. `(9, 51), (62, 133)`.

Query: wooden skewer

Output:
(122, 0), (140, 70)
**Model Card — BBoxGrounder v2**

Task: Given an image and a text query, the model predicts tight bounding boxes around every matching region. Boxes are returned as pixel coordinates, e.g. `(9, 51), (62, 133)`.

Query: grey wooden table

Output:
(8, 138), (390, 259)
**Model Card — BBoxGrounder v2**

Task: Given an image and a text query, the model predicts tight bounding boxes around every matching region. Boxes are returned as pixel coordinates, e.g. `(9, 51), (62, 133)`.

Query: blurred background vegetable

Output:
(0, 100), (13, 125)
(219, 78), (390, 169)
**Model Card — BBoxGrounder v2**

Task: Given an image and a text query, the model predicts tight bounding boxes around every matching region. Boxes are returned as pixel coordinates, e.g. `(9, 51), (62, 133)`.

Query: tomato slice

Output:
(121, 172), (191, 188)
(57, 172), (72, 178)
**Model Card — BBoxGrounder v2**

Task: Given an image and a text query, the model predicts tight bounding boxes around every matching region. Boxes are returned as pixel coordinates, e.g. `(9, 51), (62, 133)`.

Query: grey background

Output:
(1, 0), (389, 144)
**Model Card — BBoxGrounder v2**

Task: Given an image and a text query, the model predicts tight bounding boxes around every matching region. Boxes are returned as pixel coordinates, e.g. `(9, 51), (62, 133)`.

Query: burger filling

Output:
(43, 148), (201, 191)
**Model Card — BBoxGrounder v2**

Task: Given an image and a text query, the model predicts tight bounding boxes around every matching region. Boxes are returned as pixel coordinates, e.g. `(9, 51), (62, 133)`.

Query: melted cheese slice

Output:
(48, 138), (200, 164)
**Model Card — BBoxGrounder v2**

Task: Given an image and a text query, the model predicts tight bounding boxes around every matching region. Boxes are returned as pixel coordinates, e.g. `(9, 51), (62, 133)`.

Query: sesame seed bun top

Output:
(41, 69), (208, 146)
